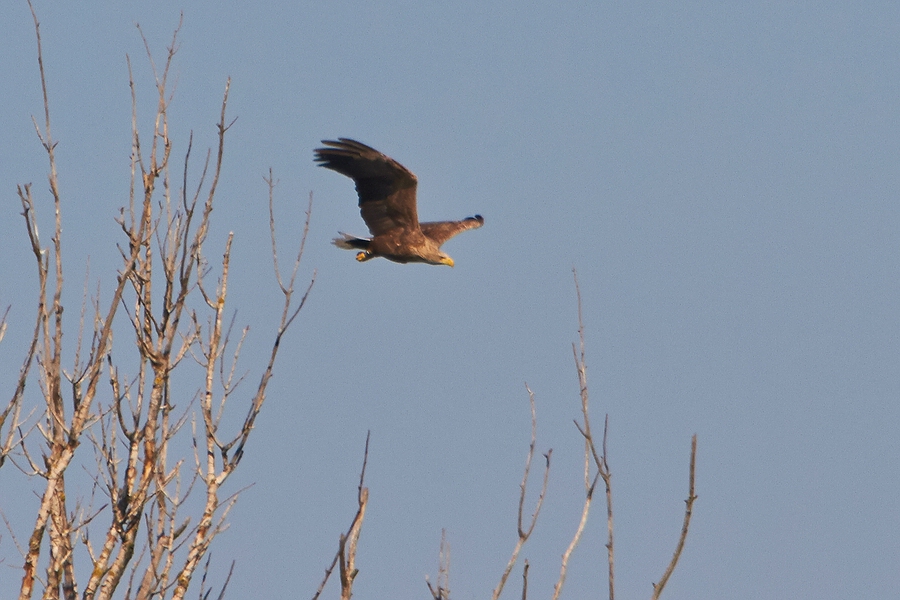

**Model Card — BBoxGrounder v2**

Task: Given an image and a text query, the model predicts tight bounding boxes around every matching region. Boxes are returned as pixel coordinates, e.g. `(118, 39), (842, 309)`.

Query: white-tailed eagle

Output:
(315, 138), (483, 266)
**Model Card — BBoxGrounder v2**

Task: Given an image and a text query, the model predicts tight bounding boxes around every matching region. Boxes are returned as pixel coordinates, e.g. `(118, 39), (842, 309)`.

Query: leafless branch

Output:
(311, 553), (339, 600)
(426, 529), (451, 600)
(492, 386), (551, 600)
(1, 290), (37, 468)
(551, 466), (597, 600)
(651, 434), (698, 600)
(520, 560), (529, 600)
(551, 269), (610, 600)
(339, 433), (370, 600)
(313, 433), (370, 600)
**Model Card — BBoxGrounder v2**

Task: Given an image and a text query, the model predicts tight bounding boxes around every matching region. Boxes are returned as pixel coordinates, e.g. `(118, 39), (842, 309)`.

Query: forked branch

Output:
(491, 386), (551, 600)
(552, 269), (611, 600)
(313, 432), (371, 600)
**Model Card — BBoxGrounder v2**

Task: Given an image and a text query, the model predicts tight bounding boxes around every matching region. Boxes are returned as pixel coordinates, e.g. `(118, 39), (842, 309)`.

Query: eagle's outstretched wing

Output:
(420, 215), (485, 246)
(314, 138), (419, 236)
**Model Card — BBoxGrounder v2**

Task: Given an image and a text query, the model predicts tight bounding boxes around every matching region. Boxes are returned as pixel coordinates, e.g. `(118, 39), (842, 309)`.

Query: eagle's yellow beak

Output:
(441, 256), (455, 268)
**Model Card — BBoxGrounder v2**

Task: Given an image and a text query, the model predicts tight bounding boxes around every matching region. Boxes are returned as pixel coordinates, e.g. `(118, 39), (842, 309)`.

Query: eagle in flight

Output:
(314, 138), (483, 267)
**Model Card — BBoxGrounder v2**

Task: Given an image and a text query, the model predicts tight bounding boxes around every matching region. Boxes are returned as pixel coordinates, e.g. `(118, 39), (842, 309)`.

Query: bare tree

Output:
(427, 270), (698, 600)
(2, 5), (313, 599)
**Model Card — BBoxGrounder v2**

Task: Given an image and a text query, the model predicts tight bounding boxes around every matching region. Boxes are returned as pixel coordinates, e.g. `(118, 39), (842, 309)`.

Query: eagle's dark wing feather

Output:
(314, 138), (419, 236)
(420, 215), (485, 246)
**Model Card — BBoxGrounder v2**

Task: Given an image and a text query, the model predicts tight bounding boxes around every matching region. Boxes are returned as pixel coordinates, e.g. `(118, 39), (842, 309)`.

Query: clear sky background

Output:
(1, 1), (898, 599)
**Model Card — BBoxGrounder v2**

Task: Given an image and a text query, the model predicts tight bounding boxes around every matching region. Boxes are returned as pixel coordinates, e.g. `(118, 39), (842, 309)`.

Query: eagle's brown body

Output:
(314, 139), (483, 266)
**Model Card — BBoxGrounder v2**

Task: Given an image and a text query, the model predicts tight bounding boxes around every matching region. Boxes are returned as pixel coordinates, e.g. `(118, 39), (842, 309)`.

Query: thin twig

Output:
(551, 469), (597, 600)
(520, 560), (529, 600)
(426, 530), (451, 600)
(492, 386), (551, 600)
(551, 269), (611, 600)
(651, 434), (698, 600)
(339, 433), (370, 600)
(574, 268), (615, 600)
(311, 553), (340, 600)
(314, 433), (370, 600)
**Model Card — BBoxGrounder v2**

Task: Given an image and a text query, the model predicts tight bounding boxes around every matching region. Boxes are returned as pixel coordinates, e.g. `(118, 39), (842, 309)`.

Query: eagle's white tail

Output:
(332, 233), (370, 250)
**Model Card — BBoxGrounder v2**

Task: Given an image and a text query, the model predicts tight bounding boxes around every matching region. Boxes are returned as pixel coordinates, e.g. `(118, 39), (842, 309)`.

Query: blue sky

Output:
(1, 1), (899, 598)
